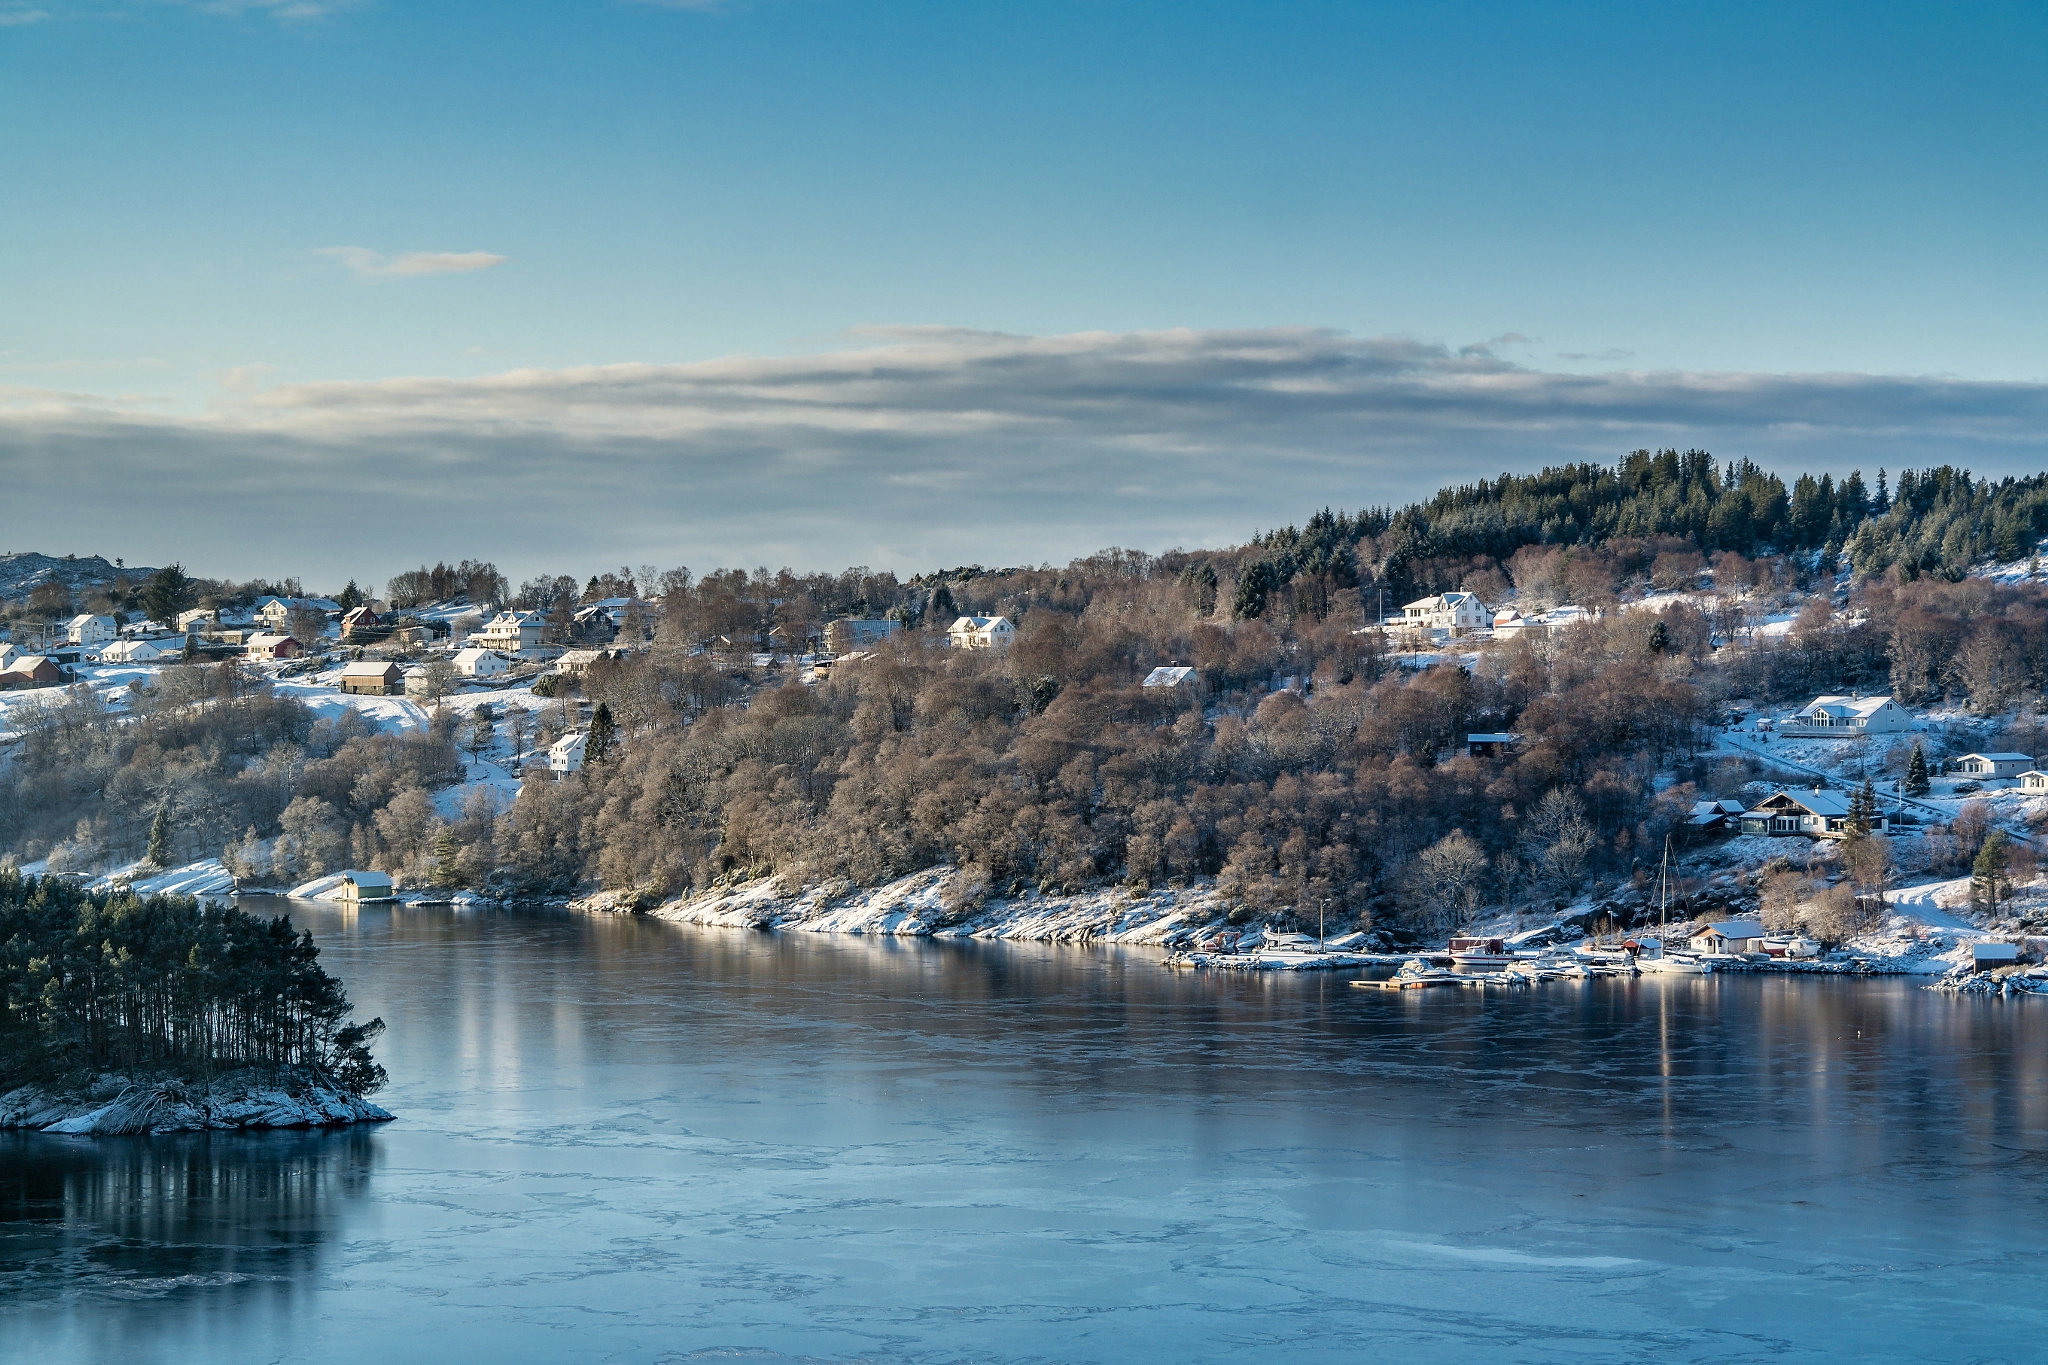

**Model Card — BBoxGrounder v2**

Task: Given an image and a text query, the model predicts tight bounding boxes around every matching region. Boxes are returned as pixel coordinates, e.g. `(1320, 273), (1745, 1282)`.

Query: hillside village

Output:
(7, 458), (2048, 990)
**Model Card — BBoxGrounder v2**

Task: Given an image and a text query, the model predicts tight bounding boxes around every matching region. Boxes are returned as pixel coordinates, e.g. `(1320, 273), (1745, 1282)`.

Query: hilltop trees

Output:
(140, 563), (196, 627)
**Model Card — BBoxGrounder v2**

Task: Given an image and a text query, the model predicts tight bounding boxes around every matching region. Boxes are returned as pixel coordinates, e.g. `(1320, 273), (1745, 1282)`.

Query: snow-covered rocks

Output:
(592, 869), (1229, 945)
(0, 1070), (394, 1134)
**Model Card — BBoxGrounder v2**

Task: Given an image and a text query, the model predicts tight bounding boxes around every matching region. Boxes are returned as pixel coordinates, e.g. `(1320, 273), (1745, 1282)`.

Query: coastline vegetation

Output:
(3, 453), (2048, 936)
(0, 870), (385, 1094)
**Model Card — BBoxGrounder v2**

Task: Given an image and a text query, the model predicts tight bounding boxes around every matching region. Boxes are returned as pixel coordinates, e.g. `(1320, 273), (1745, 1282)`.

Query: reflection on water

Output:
(0, 1127), (377, 1357)
(3, 903), (2047, 1364)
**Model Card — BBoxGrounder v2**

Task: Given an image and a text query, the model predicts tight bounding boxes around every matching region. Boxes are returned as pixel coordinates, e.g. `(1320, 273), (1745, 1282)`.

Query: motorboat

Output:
(1448, 935), (1515, 968)
(1639, 950), (1713, 974)
(1763, 935), (1821, 959)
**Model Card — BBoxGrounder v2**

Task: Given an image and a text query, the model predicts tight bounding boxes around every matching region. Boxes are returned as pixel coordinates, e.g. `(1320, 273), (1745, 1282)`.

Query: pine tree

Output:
(1905, 743), (1930, 796)
(337, 580), (364, 612)
(1847, 780), (1874, 836)
(1972, 830), (2011, 917)
(146, 803), (172, 868)
(431, 829), (462, 888)
(586, 702), (617, 764)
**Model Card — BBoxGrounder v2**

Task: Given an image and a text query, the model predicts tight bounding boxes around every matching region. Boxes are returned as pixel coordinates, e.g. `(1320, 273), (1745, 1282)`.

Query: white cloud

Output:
(2, 326), (2044, 585)
(315, 246), (507, 280)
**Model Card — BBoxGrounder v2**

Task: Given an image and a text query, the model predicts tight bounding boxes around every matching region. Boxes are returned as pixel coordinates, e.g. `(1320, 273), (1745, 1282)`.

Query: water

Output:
(5, 904), (2047, 1364)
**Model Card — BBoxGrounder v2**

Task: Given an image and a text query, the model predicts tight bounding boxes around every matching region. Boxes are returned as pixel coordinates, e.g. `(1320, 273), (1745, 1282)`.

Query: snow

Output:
(599, 868), (1233, 946)
(0, 1072), (392, 1133)
(87, 858), (236, 900)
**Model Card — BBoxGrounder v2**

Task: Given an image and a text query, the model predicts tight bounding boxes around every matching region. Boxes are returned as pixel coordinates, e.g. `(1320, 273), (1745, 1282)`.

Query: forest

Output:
(6, 452), (2048, 937)
(0, 869), (385, 1092)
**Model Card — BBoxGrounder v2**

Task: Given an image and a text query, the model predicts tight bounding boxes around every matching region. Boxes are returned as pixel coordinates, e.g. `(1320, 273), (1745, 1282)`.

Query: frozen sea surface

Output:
(4, 902), (2047, 1364)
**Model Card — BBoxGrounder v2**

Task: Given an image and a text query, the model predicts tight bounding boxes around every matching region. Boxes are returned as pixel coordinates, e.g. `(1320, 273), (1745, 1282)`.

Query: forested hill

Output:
(1249, 455), (2048, 607)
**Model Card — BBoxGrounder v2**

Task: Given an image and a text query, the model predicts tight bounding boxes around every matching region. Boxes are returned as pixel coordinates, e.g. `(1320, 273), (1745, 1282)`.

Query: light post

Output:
(1319, 897), (1331, 952)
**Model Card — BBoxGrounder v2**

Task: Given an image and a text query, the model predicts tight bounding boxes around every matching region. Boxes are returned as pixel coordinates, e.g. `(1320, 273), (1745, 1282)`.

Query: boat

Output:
(1353, 957), (1459, 990)
(1448, 935), (1514, 968)
(1639, 949), (1713, 974)
(1763, 935), (1821, 959)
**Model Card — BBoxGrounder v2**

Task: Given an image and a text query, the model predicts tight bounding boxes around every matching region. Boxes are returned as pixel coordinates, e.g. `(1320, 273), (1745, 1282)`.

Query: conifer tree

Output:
(431, 829), (462, 888)
(1905, 743), (1931, 796)
(586, 702), (617, 763)
(147, 802), (172, 868)
(1972, 829), (2011, 917)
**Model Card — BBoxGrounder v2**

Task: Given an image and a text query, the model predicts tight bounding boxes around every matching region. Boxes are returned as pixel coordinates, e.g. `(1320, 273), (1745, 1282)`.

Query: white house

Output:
(1690, 919), (1768, 955)
(253, 597), (340, 630)
(1738, 788), (1886, 839)
(1142, 665), (1198, 690)
(1953, 752), (2034, 780)
(2019, 770), (2048, 792)
(100, 638), (169, 663)
(65, 614), (117, 647)
(403, 664), (432, 697)
(947, 615), (1015, 650)
(1399, 592), (1489, 634)
(473, 610), (545, 656)
(549, 731), (587, 775)
(0, 643), (21, 672)
(454, 647), (510, 678)
(1781, 694), (1915, 737)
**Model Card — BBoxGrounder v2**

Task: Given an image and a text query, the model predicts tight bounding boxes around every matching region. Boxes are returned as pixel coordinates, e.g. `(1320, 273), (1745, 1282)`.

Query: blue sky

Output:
(3, 1), (2046, 586)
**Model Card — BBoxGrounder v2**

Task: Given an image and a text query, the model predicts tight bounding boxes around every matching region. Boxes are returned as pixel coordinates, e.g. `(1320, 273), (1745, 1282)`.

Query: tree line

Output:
(0, 869), (384, 1092)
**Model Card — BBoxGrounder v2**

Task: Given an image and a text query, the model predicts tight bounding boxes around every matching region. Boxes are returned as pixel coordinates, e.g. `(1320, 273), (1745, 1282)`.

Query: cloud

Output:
(2, 326), (2045, 585)
(315, 246), (507, 279)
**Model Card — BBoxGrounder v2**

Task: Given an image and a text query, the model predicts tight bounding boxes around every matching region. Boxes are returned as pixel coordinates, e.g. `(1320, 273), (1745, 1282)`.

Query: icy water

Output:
(5, 906), (2048, 1364)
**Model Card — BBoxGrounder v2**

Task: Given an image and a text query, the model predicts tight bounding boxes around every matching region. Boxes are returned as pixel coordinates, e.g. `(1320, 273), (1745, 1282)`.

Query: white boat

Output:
(1448, 935), (1514, 968)
(1763, 935), (1821, 959)
(1639, 950), (1713, 974)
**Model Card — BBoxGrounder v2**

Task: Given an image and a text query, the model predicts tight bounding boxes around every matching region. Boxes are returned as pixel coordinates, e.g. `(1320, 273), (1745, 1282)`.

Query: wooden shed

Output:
(340, 660), (403, 695)
(336, 870), (395, 903)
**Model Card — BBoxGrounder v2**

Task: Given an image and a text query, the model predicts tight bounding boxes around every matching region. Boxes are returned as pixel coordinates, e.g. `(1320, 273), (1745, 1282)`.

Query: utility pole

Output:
(1319, 897), (1330, 951)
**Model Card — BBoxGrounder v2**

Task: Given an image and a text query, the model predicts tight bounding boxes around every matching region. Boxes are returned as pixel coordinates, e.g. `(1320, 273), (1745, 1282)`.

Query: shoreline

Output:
(0, 1070), (394, 1134)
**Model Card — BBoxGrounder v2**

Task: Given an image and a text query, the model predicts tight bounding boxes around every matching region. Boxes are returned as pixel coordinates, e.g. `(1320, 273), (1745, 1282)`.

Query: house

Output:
(340, 660), (403, 696)
(453, 647), (509, 678)
(473, 610), (545, 656)
(1690, 919), (1769, 955)
(403, 665), (432, 697)
(336, 869), (395, 903)
(0, 643), (21, 672)
(2019, 770), (2048, 792)
(1467, 732), (1520, 758)
(0, 656), (63, 687)
(244, 633), (302, 661)
(1781, 694), (1915, 737)
(176, 607), (218, 631)
(1953, 752), (2034, 780)
(1491, 608), (1532, 636)
(947, 615), (1016, 650)
(826, 618), (902, 654)
(101, 638), (169, 663)
(65, 614), (117, 647)
(549, 731), (587, 775)
(1142, 665), (1199, 692)
(1399, 592), (1489, 634)
(339, 606), (383, 640)
(1687, 798), (1748, 831)
(555, 648), (614, 678)
(1739, 788), (1887, 839)
(570, 604), (619, 645)
(254, 597), (341, 630)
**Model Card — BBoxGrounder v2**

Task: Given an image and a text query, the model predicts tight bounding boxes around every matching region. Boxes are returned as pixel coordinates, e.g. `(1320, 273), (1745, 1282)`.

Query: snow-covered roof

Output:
(1752, 788), (1854, 817)
(1958, 752), (2033, 763)
(1142, 666), (1196, 687)
(1795, 694), (1895, 719)
(1696, 920), (1766, 940)
(454, 646), (504, 662)
(1467, 732), (1518, 744)
(340, 660), (399, 677)
(949, 615), (1012, 631)
(246, 632), (295, 647)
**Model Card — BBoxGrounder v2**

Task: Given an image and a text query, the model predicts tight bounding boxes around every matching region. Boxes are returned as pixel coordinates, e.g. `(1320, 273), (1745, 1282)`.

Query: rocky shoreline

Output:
(0, 1070), (394, 1134)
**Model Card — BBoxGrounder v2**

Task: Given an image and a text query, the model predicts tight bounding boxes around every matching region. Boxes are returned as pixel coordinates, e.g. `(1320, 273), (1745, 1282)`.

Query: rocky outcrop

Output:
(0, 1070), (393, 1134)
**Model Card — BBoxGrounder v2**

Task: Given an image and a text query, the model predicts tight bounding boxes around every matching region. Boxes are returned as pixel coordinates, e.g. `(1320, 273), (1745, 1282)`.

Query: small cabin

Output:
(454, 647), (509, 678)
(245, 633), (302, 660)
(336, 869), (395, 903)
(1466, 732), (1520, 758)
(1973, 942), (2020, 970)
(340, 661), (403, 695)
(1690, 919), (1768, 955)
(2020, 770), (2048, 792)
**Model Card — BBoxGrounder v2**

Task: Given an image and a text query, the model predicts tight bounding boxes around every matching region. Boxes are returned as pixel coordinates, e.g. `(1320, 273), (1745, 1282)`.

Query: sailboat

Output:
(1639, 834), (1713, 974)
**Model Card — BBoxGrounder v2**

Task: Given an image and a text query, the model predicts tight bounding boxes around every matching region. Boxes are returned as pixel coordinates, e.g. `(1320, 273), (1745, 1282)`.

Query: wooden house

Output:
(340, 660), (403, 695)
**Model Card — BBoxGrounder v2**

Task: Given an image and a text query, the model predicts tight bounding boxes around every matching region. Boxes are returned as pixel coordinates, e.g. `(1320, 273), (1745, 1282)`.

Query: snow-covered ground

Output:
(0, 1072), (392, 1133)
(87, 857), (237, 900)
(592, 867), (1232, 946)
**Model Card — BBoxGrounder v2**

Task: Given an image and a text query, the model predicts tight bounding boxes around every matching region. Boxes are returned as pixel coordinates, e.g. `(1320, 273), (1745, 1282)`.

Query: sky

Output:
(2, 1), (2045, 591)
